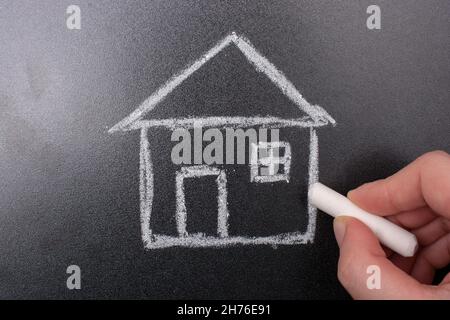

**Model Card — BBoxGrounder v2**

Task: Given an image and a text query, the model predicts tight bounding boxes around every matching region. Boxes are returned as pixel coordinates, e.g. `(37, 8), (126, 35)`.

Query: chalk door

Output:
(175, 166), (229, 238)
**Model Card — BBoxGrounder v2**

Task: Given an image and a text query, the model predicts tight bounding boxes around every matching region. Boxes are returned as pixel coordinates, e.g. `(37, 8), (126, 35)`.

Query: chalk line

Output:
(305, 127), (319, 244)
(144, 232), (313, 249)
(126, 116), (328, 131)
(216, 170), (229, 238)
(233, 35), (335, 125)
(175, 170), (187, 237)
(140, 127), (154, 246)
(175, 165), (229, 239)
(109, 32), (335, 133)
(109, 33), (236, 133)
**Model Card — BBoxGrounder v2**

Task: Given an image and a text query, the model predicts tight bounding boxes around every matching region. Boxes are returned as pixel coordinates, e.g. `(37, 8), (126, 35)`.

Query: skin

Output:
(333, 150), (450, 299)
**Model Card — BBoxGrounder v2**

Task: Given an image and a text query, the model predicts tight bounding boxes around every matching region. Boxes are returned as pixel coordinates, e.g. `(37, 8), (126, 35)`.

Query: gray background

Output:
(0, 0), (449, 299)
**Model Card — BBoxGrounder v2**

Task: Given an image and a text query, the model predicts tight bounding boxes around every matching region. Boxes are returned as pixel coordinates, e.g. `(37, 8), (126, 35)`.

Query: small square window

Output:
(250, 141), (291, 183)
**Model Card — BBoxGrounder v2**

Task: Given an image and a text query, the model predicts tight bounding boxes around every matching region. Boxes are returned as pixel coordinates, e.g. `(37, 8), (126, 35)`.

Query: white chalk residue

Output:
(109, 32), (336, 249)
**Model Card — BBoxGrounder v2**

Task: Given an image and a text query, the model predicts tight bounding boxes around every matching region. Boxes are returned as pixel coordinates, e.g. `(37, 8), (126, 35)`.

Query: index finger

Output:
(348, 150), (450, 218)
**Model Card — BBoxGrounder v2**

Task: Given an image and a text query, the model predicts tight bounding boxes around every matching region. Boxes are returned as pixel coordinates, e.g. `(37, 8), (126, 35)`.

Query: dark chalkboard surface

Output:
(0, 1), (448, 299)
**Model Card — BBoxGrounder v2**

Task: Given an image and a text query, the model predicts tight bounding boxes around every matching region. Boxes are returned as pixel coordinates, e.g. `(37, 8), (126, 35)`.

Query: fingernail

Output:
(333, 216), (348, 247)
(346, 189), (355, 200)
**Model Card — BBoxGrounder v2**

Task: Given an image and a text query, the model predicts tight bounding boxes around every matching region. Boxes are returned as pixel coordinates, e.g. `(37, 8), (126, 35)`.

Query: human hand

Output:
(334, 150), (450, 299)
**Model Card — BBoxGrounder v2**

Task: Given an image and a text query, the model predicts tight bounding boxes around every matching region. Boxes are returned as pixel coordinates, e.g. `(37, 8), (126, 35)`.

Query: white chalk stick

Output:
(308, 182), (418, 257)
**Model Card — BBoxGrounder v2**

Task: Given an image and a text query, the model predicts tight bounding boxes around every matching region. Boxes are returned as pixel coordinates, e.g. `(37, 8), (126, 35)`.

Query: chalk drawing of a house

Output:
(109, 32), (336, 249)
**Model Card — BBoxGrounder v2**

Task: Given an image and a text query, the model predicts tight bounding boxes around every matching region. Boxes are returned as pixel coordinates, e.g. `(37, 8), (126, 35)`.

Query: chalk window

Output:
(250, 141), (291, 183)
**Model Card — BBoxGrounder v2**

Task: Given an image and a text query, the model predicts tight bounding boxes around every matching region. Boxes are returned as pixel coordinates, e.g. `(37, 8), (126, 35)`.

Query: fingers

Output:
(337, 151), (450, 299)
(413, 216), (450, 246)
(411, 233), (450, 284)
(390, 253), (416, 275)
(387, 207), (436, 229)
(334, 216), (430, 299)
(348, 150), (450, 217)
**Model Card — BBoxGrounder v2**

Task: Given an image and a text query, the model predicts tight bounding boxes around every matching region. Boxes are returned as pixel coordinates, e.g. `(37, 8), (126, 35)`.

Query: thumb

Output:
(333, 216), (431, 299)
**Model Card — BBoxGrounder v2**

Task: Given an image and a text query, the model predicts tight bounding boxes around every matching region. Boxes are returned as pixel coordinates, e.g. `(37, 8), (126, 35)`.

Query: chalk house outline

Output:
(109, 32), (336, 249)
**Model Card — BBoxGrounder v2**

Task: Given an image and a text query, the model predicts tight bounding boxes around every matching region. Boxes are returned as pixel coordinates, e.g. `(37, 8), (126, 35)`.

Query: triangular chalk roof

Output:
(109, 32), (335, 133)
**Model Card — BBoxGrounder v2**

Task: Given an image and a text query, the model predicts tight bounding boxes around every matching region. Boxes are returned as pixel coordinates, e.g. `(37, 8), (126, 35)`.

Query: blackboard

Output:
(0, 0), (449, 299)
